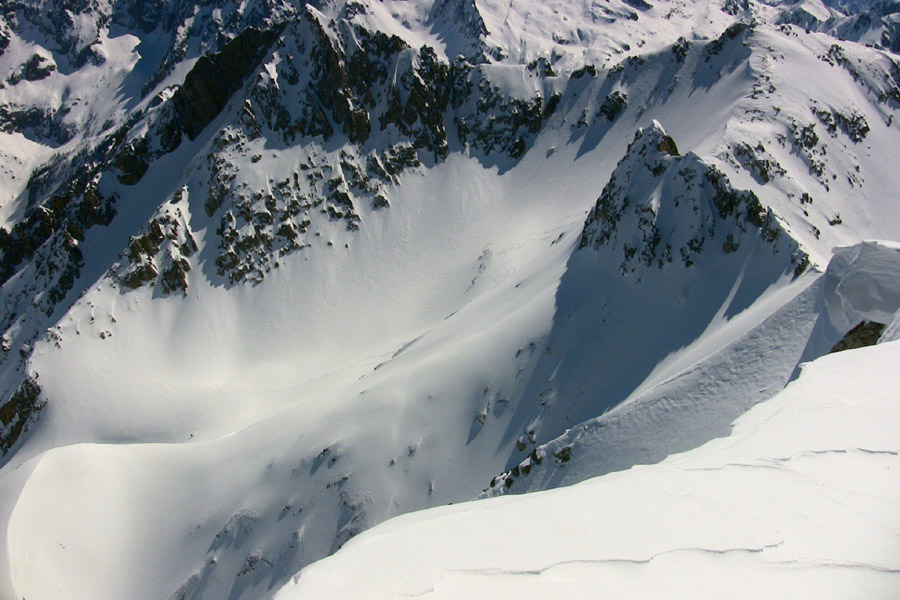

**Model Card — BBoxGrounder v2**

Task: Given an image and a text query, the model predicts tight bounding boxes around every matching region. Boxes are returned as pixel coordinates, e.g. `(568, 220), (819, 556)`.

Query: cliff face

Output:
(172, 26), (283, 141)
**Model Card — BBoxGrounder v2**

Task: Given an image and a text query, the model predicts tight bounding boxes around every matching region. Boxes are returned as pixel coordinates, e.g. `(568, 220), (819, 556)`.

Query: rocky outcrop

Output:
(0, 172), (115, 288)
(0, 17), (9, 57)
(302, 10), (371, 144)
(731, 142), (786, 184)
(830, 320), (885, 352)
(380, 46), (451, 160)
(579, 122), (806, 275)
(428, 0), (492, 62)
(0, 105), (77, 146)
(812, 104), (870, 143)
(0, 376), (43, 454)
(598, 91), (628, 122)
(172, 25), (283, 140)
(431, 0), (488, 40)
(116, 189), (197, 294)
(0, 165), (117, 422)
(5, 53), (57, 84)
(456, 78), (559, 160)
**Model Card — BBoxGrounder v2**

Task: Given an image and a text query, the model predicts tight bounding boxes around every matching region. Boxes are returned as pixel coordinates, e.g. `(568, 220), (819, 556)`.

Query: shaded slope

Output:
(485, 121), (808, 486)
(488, 241), (900, 495)
(277, 320), (900, 599)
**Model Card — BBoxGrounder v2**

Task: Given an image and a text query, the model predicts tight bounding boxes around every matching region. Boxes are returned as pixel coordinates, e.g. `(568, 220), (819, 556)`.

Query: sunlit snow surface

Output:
(277, 333), (900, 599)
(1, 0), (900, 598)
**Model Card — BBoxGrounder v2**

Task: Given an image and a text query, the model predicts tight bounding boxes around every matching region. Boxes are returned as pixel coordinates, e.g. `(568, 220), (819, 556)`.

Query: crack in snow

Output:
(686, 447), (900, 471)
(444, 540), (787, 578)
(772, 560), (900, 574)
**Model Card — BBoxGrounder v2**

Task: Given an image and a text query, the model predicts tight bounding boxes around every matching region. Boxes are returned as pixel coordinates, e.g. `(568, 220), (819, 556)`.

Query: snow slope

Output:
(0, 1), (900, 598)
(485, 239), (900, 495)
(277, 328), (900, 600)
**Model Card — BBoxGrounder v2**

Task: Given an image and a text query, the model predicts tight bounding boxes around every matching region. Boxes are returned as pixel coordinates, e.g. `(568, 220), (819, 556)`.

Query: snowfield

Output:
(0, 0), (899, 598)
(277, 330), (900, 600)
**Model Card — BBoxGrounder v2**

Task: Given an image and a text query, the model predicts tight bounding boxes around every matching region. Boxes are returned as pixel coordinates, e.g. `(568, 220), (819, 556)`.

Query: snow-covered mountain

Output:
(278, 284), (900, 599)
(0, 0), (899, 598)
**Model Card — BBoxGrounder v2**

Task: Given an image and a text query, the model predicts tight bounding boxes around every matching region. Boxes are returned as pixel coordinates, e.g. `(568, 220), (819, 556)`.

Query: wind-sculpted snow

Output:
(484, 122), (812, 494)
(822, 240), (900, 335)
(276, 334), (900, 600)
(485, 240), (900, 495)
(0, 1), (900, 598)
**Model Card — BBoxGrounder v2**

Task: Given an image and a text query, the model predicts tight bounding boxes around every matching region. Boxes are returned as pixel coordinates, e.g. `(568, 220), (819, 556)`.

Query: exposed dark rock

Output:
(366, 154), (390, 182)
(820, 44), (900, 107)
(382, 143), (420, 177)
(705, 22), (752, 58)
(249, 70), (333, 143)
(722, 233), (739, 253)
(733, 142), (786, 183)
(346, 28), (407, 108)
(46, 232), (85, 308)
(429, 0), (490, 62)
(432, 0), (489, 39)
(527, 57), (556, 77)
(172, 26), (283, 140)
(121, 262), (159, 289)
(0, 21), (9, 57)
(303, 10), (371, 143)
(160, 258), (191, 295)
(598, 91), (628, 122)
(22, 53), (56, 81)
(793, 254), (810, 278)
(0, 105), (77, 146)
(672, 37), (690, 62)
(571, 64), (598, 79)
(0, 377), (44, 454)
(0, 173), (114, 288)
(118, 206), (196, 294)
(813, 106), (869, 142)
(156, 106), (184, 153)
(372, 194), (390, 209)
(623, 0), (653, 11)
(114, 138), (150, 185)
(657, 134), (679, 156)
(830, 321), (886, 353)
(380, 45), (450, 160)
(456, 78), (548, 159)
(554, 446), (573, 463)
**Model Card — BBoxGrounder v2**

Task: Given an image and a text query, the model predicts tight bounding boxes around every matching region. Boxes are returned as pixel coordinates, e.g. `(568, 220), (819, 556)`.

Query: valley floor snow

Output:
(276, 336), (900, 600)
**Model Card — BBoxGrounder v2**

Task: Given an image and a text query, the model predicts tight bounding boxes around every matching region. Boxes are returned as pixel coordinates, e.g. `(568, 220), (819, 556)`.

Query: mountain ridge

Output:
(0, 1), (899, 598)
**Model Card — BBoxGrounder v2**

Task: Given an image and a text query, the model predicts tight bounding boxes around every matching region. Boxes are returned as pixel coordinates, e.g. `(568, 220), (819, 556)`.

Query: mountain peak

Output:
(580, 122), (805, 276)
(643, 120), (680, 156)
(1, 3), (900, 599)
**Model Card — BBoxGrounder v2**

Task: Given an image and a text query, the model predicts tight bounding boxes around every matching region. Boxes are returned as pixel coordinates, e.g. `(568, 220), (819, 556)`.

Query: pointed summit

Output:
(580, 122), (806, 276)
(648, 120), (680, 156)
